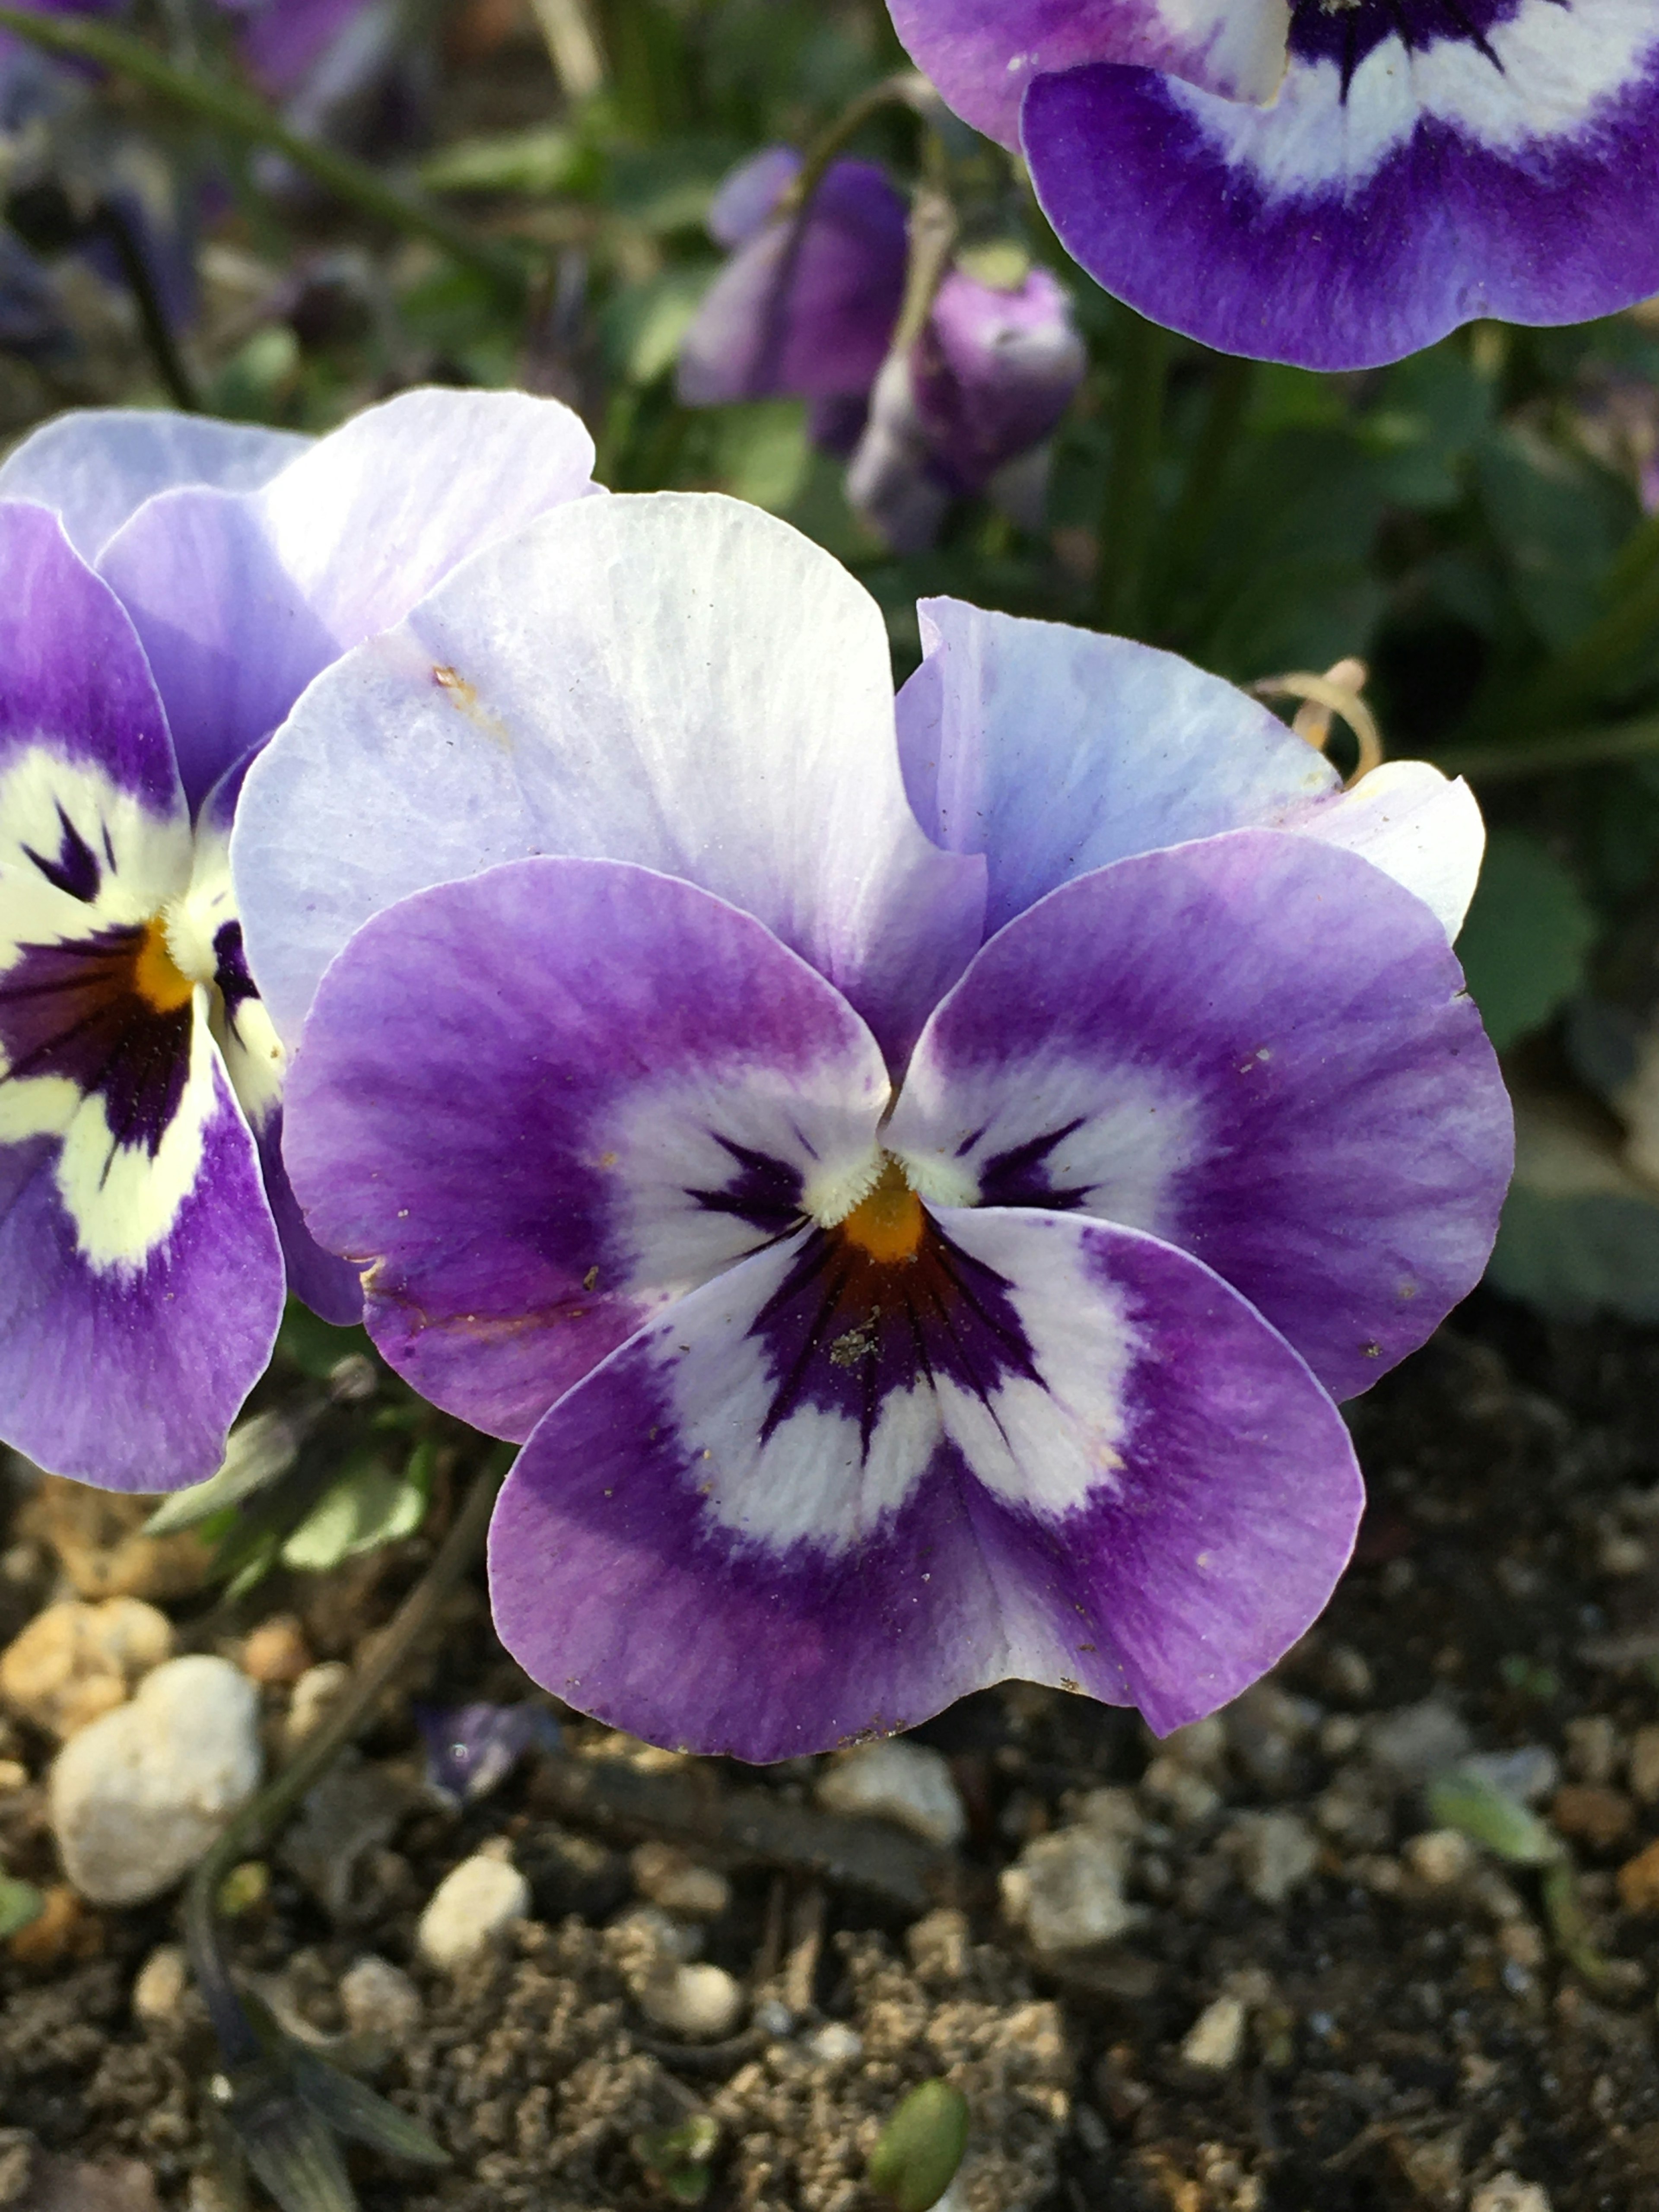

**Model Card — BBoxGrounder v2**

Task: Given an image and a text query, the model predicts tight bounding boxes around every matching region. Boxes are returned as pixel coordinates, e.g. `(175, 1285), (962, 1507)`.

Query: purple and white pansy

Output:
(0, 388), (598, 1490)
(238, 491), (1513, 1759)
(885, 0), (1659, 370)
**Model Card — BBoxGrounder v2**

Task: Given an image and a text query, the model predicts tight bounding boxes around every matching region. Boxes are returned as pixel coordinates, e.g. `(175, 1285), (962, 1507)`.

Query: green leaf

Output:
(0, 1874), (44, 1940)
(709, 400), (811, 512)
(1426, 1770), (1563, 1866)
(1456, 827), (1597, 1052)
(279, 1446), (431, 1573)
(145, 1410), (302, 1535)
(1486, 1087), (1659, 1321)
(867, 2080), (970, 2212)
(601, 265), (717, 386)
(420, 126), (583, 197)
(289, 2048), (448, 2167)
(1476, 424), (1637, 650)
(276, 1300), (374, 1383)
(222, 2064), (359, 2212)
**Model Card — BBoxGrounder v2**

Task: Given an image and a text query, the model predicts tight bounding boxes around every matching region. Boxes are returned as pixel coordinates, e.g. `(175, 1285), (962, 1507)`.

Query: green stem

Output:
(1436, 710), (1659, 783)
(1156, 353), (1254, 601)
(183, 1453), (509, 2050)
(1095, 308), (1171, 637)
(0, 7), (525, 297)
(786, 71), (933, 216)
(93, 199), (202, 413)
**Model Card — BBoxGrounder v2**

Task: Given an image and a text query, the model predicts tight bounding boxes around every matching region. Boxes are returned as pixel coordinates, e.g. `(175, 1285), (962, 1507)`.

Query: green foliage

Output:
(1456, 828), (1598, 1052)
(867, 2080), (970, 2212)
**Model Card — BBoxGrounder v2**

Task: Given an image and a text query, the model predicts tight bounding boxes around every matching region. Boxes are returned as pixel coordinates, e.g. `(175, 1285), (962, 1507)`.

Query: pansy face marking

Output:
(887, 0), (1659, 368)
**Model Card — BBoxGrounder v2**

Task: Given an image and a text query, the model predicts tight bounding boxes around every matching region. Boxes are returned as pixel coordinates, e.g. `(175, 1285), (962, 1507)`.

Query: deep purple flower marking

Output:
(254, 492), (1513, 1758)
(886, 0), (1659, 369)
(0, 388), (598, 1491)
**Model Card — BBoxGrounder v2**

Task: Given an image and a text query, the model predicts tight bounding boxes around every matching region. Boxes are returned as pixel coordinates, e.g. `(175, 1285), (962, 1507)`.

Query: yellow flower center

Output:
(132, 917), (196, 1014)
(838, 1155), (925, 1264)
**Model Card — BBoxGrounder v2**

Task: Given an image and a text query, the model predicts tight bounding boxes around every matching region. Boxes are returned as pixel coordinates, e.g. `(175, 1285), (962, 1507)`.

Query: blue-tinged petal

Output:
(1023, 0), (1659, 372)
(0, 410), (308, 564)
(95, 387), (600, 810)
(283, 856), (891, 1442)
(887, 0), (1290, 149)
(488, 1203), (1361, 1758)
(235, 493), (987, 1063)
(895, 597), (1482, 938)
(0, 1014), (283, 1491)
(886, 830), (1513, 1402)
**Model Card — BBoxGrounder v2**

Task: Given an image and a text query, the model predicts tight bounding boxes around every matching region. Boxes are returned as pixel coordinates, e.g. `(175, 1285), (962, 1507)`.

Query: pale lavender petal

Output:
(488, 1204), (1361, 1758)
(283, 856), (890, 1441)
(911, 266), (1086, 494)
(887, 831), (1513, 1401)
(887, 0), (1289, 148)
(97, 387), (599, 808)
(0, 410), (308, 564)
(1025, 1), (1659, 372)
(235, 493), (986, 1062)
(708, 145), (802, 248)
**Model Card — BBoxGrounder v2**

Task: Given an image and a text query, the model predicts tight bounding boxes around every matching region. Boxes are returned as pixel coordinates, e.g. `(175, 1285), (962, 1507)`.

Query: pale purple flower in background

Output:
(237, 491), (1512, 1760)
(0, 388), (598, 1490)
(415, 1700), (561, 1805)
(678, 147), (1085, 547)
(885, 0), (1659, 371)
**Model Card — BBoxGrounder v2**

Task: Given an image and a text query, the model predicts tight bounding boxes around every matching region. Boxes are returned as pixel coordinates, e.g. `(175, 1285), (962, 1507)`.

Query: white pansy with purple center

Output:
(0, 389), (599, 1490)
(246, 492), (1512, 1759)
(887, 0), (1659, 370)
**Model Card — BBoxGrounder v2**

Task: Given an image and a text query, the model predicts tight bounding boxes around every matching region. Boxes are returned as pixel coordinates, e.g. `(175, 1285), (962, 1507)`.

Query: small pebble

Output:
(339, 1955), (422, 2040)
(630, 1842), (731, 1920)
(283, 1661), (351, 1752)
(0, 1760), (27, 1794)
(1139, 1757), (1222, 1824)
(8, 1881), (99, 1969)
(1322, 1643), (1373, 1701)
(1228, 1811), (1319, 1904)
(50, 1656), (261, 1905)
(804, 2021), (863, 2064)
(1615, 1836), (1659, 1914)
(1548, 1783), (1633, 1851)
(239, 1616), (312, 1688)
(416, 1853), (531, 1970)
(1074, 1787), (1143, 1842)
(1405, 1829), (1477, 1887)
(753, 1996), (793, 2039)
(132, 1944), (190, 2029)
(1366, 1699), (1472, 1785)
(1458, 1746), (1559, 1806)
(0, 1598), (173, 1739)
(1469, 2177), (1551, 2212)
(1160, 1715), (1227, 1770)
(1180, 1994), (1246, 2071)
(1628, 1725), (1659, 1805)
(814, 1738), (966, 1848)
(1001, 1825), (1140, 1955)
(639, 1960), (745, 2040)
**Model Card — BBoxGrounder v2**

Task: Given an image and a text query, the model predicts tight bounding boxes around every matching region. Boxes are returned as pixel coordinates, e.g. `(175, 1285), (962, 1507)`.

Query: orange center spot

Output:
(132, 918), (195, 1014)
(838, 1157), (925, 1265)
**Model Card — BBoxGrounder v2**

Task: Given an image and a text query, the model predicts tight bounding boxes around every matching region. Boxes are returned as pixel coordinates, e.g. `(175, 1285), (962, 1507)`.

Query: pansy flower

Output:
(678, 147), (1085, 544)
(0, 388), (598, 1489)
(239, 492), (1511, 1758)
(886, 0), (1659, 370)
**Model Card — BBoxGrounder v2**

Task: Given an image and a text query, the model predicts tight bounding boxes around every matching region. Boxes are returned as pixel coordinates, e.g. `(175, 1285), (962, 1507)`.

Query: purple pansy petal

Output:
(488, 1204), (1361, 1758)
(677, 160), (908, 406)
(256, 1110), (362, 1323)
(895, 597), (1481, 939)
(912, 267), (1086, 494)
(230, 0), (376, 98)
(0, 504), (187, 828)
(887, 0), (1289, 149)
(283, 856), (891, 1442)
(414, 1699), (560, 1804)
(886, 830), (1513, 1401)
(0, 410), (308, 564)
(708, 145), (802, 248)
(1023, 1), (1659, 374)
(96, 387), (599, 809)
(0, 1020), (283, 1491)
(235, 493), (986, 1062)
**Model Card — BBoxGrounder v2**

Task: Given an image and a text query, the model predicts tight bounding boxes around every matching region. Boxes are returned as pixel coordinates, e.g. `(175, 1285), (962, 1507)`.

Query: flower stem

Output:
(1156, 353), (1254, 607)
(92, 198), (202, 413)
(786, 71), (934, 217)
(1095, 307), (1171, 637)
(0, 7), (526, 298)
(1435, 710), (1659, 783)
(183, 1450), (509, 2058)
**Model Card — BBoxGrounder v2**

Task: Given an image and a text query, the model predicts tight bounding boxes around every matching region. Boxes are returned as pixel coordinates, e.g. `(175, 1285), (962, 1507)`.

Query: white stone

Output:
(1365, 1700), (1472, 1785)
(639, 1961), (745, 2041)
(50, 1655), (262, 1905)
(1181, 1994), (1246, 2071)
(1000, 1826), (1139, 1956)
(1405, 1829), (1478, 1888)
(132, 1943), (190, 2029)
(1470, 2177), (1551, 2212)
(416, 1853), (531, 1970)
(283, 1661), (351, 1752)
(340, 1955), (423, 2039)
(1139, 1756), (1222, 1824)
(805, 2021), (864, 2064)
(814, 1738), (966, 1848)
(1228, 1811), (1319, 1904)
(630, 1841), (732, 1919)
